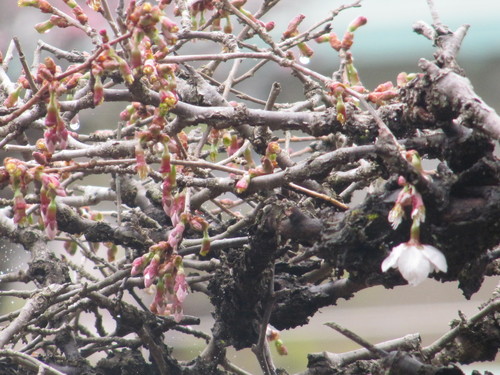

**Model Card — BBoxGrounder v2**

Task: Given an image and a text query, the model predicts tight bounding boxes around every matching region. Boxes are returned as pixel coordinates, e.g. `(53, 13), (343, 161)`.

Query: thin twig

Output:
(13, 37), (37, 93)
(289, 182), (348, 210)
(325, 321), (388, 358)
(421, 297), (500, 359)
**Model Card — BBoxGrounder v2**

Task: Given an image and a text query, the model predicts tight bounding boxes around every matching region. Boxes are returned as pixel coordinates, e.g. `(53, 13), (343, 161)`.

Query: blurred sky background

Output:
(1, 0), (499, 373)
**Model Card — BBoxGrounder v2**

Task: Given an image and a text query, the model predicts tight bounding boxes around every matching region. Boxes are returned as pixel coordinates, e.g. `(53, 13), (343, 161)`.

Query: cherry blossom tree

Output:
(0, 0), (498, 374)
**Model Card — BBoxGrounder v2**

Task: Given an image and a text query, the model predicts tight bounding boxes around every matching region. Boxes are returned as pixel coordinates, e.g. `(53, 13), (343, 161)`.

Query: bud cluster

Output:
(282, 14), (313, 61)
(37, 170), (66, 239)
(235, 141), (281, 193)
(19, 0), (88, 27)
(4, 158), (31, 225)
(2, 158), (66, 238)
(131, 240), (188, 322)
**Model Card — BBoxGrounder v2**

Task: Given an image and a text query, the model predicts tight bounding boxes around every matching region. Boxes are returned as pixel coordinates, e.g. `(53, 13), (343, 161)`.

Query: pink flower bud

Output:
(374, 81), (394, 92)
(50, 15), (71, 28)
(397, 72), (408, 87)
(174, 272), (188, 304)
(329, 32), (342, 51)
(283, 14), (305, 39)
(143, 255), (160, 288)
(235, 174), (251, 193)
(265, 21), (275, 31)
(93, 74), (104, 106)
(341, 32), (354, 50)
(117, 56), (134, 84)
(367, 90), (398, 104)
(226, 134), (241, 156)
(131, 255), (146, 276)
(73, 6), (88, 24)
(43, 198), (58, 239)
(348, 16), (367, 32)
(168, 222), (185, 250)
(159, 148), (171, 175)
(45, 90), (60, 128)
(135, 143), (149, 179)
(13, 189), (27, 225)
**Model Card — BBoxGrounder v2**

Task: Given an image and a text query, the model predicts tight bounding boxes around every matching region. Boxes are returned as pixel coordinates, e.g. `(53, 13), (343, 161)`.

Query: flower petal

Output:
(381, 243), (406, 272)
(397, 246), (432, 286)
(421, 245), (448, 273)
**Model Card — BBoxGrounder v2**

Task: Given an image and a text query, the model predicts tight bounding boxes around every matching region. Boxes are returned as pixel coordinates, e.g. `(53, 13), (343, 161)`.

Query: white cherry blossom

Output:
(381, 242), (447, 286)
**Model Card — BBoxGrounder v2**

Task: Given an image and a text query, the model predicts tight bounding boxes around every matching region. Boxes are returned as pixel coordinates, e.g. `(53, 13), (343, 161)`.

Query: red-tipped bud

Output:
(93, 74), (104, 106)
(143, 255), (160, 288)
(44, 198), (58, 239)
(168, 222), (185, 250)
(347, 16), (367, 32)
(235, 174), (251, 193)
(283, 14), (305, 39)
(265, 21), (275, 31)
(116, 56), (134, 84)
(328, 32), (342, 51)
(159, 146), (171, 174)
(33, 151), (48, 165)
(374, 81), (394, 92)
(73, 6), (88, 24)
(130, 42), (142, 69)
(131, 255), (147, 276)
(367, 90), (398, 104)
(341, 32), (354, 50)
(328, 82), (345, 97)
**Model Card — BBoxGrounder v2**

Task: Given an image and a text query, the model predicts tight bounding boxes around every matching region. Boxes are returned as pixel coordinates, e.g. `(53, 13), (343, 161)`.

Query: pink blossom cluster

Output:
(131, 241), (189, 322)
(38, 172), (66, 239)
(44, 83), (69, 153)
(4, 158), (31, 225)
